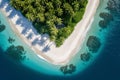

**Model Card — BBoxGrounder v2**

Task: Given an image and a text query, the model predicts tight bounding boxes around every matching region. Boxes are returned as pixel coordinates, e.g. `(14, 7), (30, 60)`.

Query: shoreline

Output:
(0, 0), (100, 65)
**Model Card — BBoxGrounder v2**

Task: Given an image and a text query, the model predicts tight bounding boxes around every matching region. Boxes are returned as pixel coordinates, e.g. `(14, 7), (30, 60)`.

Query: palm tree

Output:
(56, 18), (62, 25)
(54, 0), (62, 8)
(46, 2), (53, 9)
(24, 0), (33, 5)
(37, 13), (45, 22)
(72, 1), (80, 12)
(63, 3), (74, 17)
(26, 13), (34, 21)
(56, 8), (63, 16)
(36, 5), (45, 13)
(46, 20), (55, 28)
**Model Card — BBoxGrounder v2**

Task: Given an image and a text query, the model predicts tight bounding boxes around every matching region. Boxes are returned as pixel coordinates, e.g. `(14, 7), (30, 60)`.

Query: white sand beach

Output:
(0, 0), (100, 65)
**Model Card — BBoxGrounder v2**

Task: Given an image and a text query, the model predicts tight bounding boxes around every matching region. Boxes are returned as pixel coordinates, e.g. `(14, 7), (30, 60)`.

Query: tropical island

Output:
(0, 0), (100, 65)
(10, 0), (88, 47)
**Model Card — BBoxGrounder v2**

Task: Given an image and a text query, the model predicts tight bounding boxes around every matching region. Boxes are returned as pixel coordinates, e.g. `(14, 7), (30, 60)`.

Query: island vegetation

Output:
(10, 0), (88, 47)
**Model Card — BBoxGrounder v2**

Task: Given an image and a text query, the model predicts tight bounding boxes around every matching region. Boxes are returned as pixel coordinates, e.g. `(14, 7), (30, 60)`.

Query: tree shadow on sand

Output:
(0, 0), (8, 9)
(32, 34), (49, 47)
(0, 0), (37, 36)
(26, 32), (33, 40)
(42, 43), (52, 52)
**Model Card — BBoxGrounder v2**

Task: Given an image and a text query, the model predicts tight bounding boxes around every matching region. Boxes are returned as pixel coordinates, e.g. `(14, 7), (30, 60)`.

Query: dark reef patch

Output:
(106, 0), (119, 12)
(99, 12), (113, 21)
(86, 36), (101, 53)
(0, 24), (5, 32)
(8, 37), (15, 44)
(60, 64), (76, 74)
(99, 20), (107, 29)
(6, 45), (26, 61)
(80, 52), (91, 62)
(99, 12), (113, 29)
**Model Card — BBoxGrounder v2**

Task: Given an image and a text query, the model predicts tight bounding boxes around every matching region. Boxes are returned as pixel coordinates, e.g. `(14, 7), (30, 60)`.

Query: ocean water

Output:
(0, 0), (120, 80)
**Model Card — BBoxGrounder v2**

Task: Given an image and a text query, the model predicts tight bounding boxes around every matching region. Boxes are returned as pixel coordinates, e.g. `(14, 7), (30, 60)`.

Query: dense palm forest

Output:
(10, 0), (88, 47)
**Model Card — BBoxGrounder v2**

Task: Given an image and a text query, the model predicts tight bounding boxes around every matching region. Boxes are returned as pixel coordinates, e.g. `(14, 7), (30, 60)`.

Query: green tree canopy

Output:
(10, 0), (88, 47)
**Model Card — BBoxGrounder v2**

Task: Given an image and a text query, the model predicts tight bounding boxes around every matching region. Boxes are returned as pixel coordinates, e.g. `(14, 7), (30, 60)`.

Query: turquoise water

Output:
(0, 0), (111, 76)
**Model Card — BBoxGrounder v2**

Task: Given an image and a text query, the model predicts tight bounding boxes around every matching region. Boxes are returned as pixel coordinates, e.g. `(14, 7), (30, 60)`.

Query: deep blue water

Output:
(0, 0), (120, 80)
